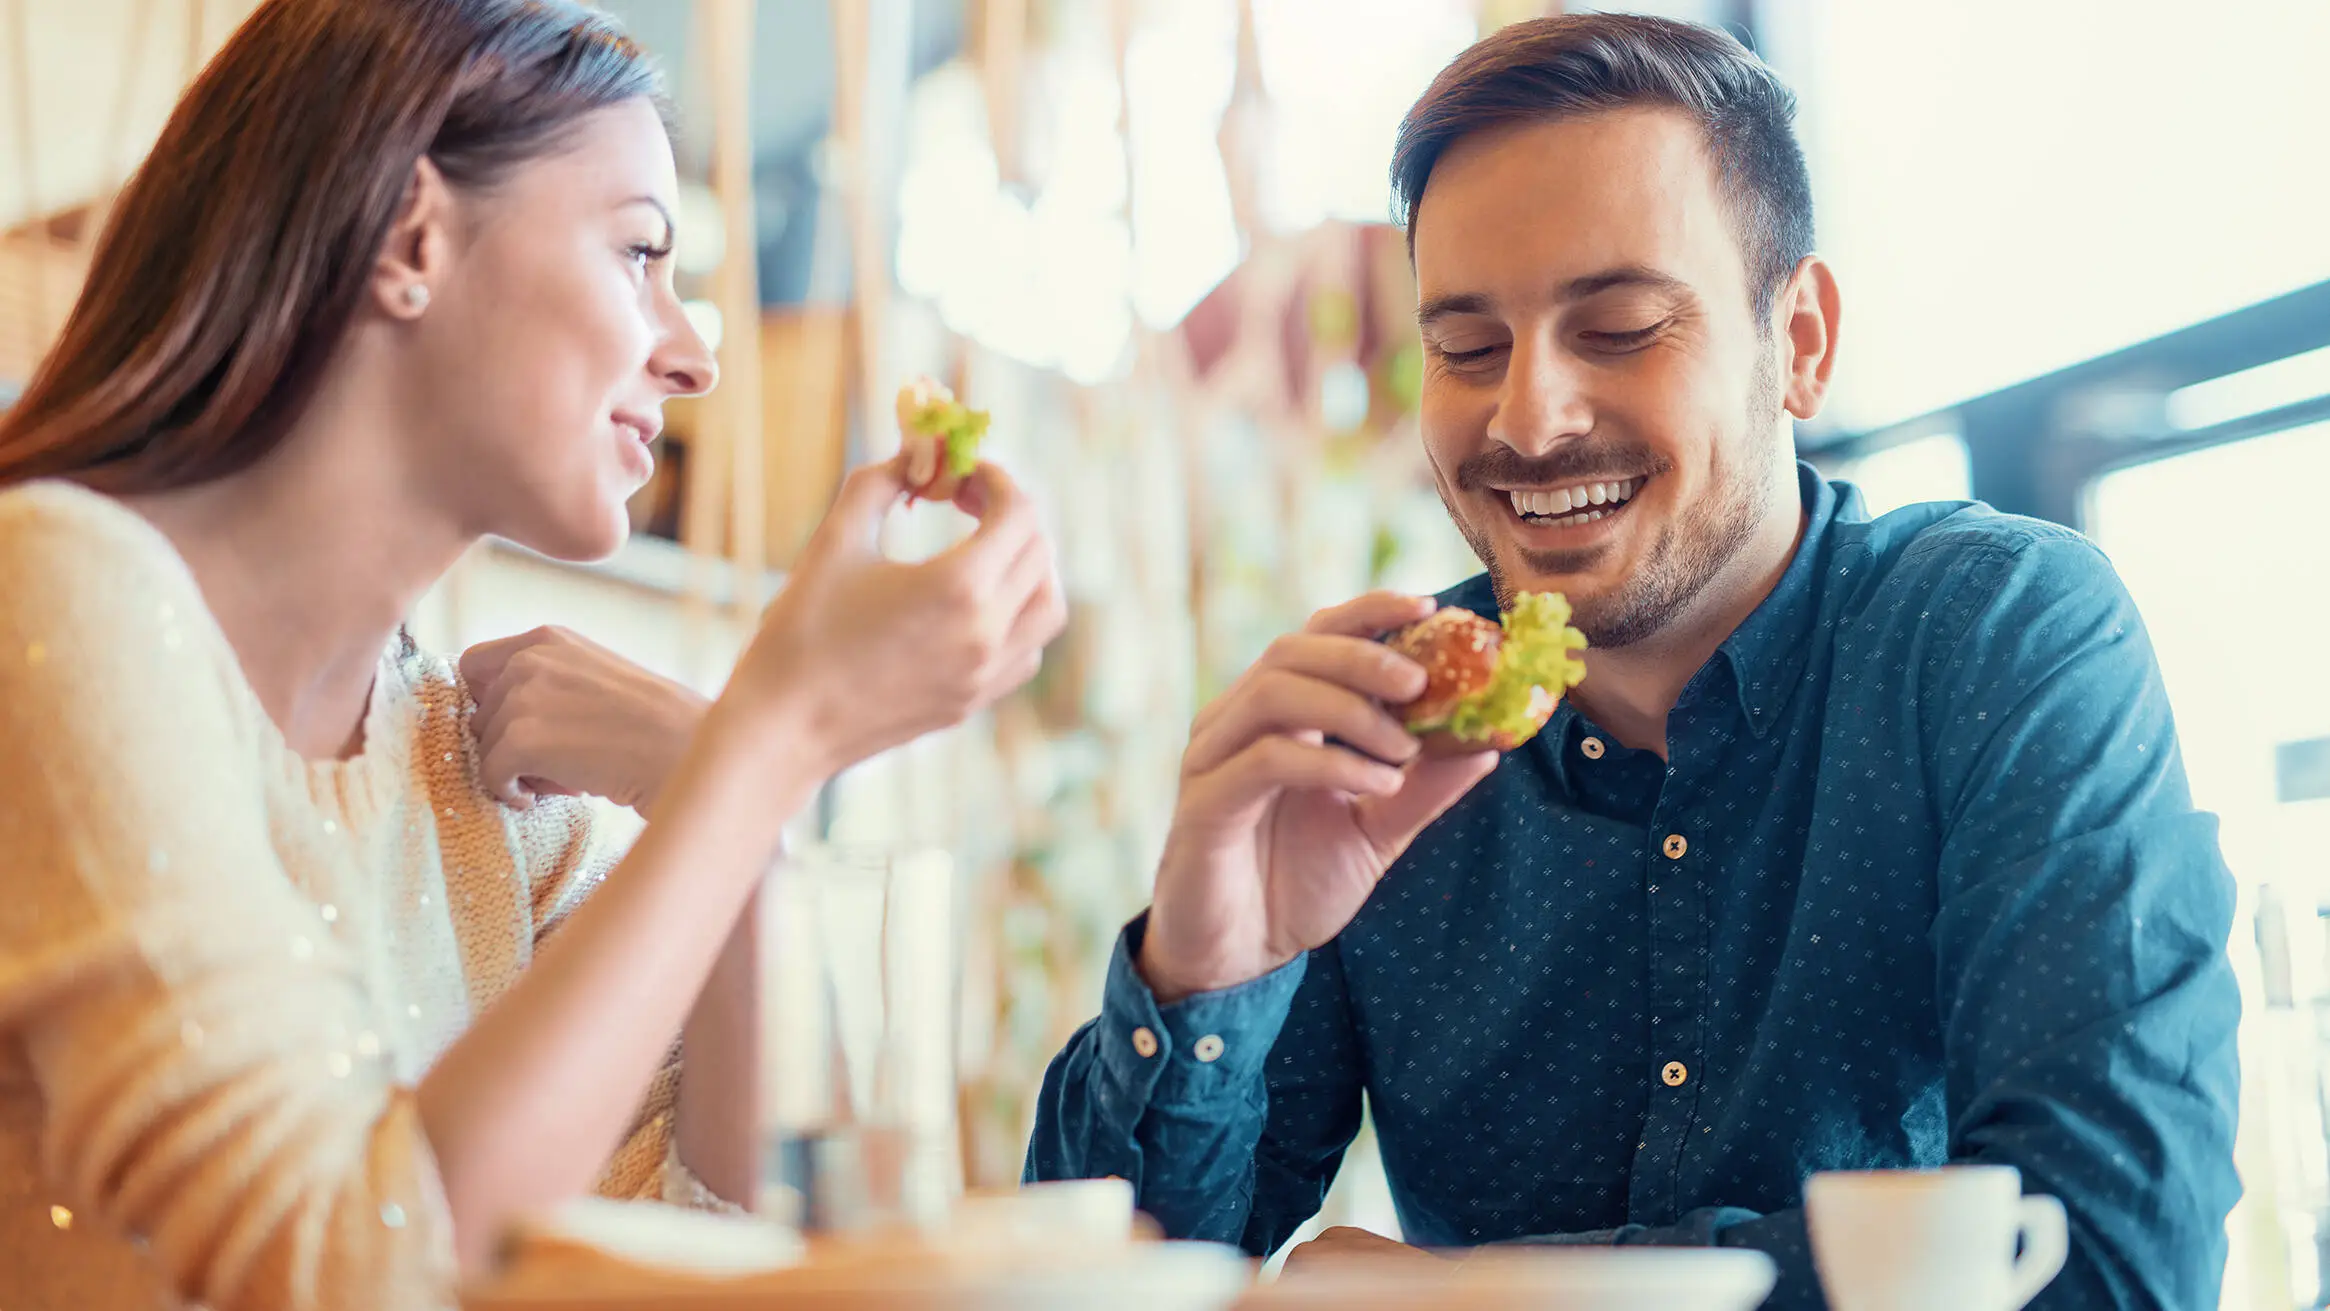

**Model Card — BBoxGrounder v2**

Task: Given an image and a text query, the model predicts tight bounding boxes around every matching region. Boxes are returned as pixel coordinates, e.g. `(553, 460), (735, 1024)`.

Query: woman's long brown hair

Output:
(0, 0), (661, 493)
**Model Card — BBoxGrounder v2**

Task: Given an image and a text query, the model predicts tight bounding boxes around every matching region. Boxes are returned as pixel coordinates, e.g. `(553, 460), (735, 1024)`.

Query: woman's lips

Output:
(613, 413), (661, 446)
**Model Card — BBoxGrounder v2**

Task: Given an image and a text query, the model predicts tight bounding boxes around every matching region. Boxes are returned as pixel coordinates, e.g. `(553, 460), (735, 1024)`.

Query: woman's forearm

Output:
(677, 886), (761, 1206)
(418, 699), (822, 1270)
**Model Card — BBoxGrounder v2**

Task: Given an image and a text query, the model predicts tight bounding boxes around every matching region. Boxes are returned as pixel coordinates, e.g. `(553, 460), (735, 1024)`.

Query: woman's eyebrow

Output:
(619, 195), (677, 243)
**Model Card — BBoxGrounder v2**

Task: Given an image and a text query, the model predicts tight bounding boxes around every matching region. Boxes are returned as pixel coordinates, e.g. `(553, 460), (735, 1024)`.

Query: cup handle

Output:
(2005, 1193), (2070, 1310)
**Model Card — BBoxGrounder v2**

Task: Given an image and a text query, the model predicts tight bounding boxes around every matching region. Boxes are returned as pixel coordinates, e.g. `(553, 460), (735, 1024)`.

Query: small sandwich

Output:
(896, 376), (991, 502)
(1386, 592), (1589, 755)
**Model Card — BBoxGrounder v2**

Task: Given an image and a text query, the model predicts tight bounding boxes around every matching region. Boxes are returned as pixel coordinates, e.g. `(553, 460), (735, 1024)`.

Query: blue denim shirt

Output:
(1027, 464), (2240, 1309)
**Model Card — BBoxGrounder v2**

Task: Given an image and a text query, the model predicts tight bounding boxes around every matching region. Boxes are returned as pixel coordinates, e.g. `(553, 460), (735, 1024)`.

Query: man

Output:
(1025, 14), (2239, 1309)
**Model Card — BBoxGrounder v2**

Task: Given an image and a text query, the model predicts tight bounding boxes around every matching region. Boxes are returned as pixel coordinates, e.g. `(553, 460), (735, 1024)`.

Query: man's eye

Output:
(1436, 343), (1505, 368)
(1582, 319), (1671, 351)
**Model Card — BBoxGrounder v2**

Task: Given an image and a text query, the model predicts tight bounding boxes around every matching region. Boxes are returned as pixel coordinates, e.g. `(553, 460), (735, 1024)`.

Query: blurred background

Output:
(4, 0), (2328, 1303)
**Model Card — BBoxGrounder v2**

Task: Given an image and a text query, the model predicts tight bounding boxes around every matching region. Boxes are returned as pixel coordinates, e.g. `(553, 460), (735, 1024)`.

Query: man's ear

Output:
(369, 156), (457, 320)
(1776, 255), (1841, 422)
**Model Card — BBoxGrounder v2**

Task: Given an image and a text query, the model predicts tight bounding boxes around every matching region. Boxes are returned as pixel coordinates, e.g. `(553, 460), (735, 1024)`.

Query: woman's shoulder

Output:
(0, 481), (272, 804)
(0, 475), (169, 534)
(0, 479), (226, 657)
(0, 478), (205, 599)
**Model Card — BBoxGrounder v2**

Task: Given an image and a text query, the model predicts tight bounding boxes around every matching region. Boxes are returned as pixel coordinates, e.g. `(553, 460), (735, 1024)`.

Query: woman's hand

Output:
(459, 627), (709, 812)
(718, 456), (1065, 777)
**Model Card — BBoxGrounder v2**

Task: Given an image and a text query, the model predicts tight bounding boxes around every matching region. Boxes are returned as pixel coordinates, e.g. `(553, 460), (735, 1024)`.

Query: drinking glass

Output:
(756, 844), (959, 1234)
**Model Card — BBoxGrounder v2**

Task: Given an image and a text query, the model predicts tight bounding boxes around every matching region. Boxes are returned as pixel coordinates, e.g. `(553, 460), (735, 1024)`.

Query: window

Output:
(1821, 430), (1970, 517)
(1761, 0), (2330, 432)
(2088, 421), (2330, 1310)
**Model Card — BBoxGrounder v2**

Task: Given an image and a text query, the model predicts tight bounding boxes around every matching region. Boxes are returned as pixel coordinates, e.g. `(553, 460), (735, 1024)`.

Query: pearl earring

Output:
(402, 284), (431, 313)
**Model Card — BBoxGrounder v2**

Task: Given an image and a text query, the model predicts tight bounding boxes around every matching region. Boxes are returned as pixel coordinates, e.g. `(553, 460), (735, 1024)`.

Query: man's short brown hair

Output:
(1392, 14), (1815, 316)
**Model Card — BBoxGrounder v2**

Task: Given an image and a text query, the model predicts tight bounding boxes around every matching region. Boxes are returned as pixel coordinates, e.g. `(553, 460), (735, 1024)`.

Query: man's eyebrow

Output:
(1417, 268), (1695, 328)
(621, 195), (677, 242)
(1558, 266), (1694, 301)
(1417, 292), (1494, 327)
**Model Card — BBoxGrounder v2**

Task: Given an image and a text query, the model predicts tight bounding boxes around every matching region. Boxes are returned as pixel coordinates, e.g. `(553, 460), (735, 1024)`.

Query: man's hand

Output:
(1139, 592), (1502, 1002)
(459, 626), (709, 813)
(1279, 1226), (1448, 1277)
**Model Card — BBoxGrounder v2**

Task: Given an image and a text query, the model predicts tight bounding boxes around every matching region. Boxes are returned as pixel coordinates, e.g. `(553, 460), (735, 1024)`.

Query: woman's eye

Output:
(626, 240), (674, 272)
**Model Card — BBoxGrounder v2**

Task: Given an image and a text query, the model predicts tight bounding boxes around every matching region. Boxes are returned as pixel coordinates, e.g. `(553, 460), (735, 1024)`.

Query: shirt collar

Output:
(1439, 459), (1851, 756)
(1715, 460), (1853, 740)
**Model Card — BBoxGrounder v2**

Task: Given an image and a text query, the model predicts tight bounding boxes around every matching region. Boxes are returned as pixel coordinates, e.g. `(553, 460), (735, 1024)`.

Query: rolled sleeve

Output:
(1027, 913), (1332, 1249)
(1092, 916), (1307, 1109)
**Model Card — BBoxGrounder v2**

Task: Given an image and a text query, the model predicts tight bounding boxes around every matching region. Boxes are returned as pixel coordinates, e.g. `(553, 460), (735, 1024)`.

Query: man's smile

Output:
(1491, 472), (1652, 547)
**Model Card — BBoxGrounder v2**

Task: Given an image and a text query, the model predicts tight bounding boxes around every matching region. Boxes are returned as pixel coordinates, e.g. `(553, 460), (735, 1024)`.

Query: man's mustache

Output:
(1455, 441), (1673, 491)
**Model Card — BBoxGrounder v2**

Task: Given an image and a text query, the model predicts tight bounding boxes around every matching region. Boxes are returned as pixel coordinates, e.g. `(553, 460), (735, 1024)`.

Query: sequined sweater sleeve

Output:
(0, 486), (460, 1310)
(514, 798), (743, 1213)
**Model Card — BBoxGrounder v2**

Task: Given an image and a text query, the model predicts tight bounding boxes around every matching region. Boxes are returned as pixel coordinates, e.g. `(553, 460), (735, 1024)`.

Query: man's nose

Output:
(1488, 332), (1593, 455)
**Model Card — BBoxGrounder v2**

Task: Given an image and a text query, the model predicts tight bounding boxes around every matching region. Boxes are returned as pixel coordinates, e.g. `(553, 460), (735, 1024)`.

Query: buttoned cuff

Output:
(1095, 912), (1307, 1110)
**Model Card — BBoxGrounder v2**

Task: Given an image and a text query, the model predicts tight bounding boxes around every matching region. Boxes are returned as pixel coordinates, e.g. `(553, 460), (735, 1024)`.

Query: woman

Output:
(0, 1), (1063, 1307)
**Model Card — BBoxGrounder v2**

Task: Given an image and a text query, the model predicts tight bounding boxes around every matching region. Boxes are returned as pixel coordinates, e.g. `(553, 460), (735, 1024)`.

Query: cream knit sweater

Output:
(0, 481), (714, 1310)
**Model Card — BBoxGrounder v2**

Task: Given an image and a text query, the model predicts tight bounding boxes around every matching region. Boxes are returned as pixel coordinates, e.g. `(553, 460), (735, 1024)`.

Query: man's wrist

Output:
(1136, 931), (1207, 1006)
(1135, 916), (1295, 1006)
(1098, 914), (1307, 1109)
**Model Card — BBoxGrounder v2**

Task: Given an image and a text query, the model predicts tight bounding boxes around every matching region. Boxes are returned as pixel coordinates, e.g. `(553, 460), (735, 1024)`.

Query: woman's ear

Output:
(370, 156), (456, 320)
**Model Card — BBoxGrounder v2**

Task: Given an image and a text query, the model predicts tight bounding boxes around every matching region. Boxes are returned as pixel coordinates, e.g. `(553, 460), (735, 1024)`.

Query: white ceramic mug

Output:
(953, 1178), (1139, 1249)
(1804, 1165), (2068, 1311)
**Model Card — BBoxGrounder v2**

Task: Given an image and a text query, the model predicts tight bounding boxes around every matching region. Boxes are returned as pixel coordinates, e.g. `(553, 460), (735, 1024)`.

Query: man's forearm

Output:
(1023, 1016), (1276, 1244)
(1025, 915), (1327, 1250)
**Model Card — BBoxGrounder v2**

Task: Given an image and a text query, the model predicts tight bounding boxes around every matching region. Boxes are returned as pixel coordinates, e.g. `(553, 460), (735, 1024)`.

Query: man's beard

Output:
(1442, 349), (1786, 650)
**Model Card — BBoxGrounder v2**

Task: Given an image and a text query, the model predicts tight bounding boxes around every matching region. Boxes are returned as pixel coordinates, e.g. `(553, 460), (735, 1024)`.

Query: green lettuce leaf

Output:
(1441, 591), (1589, 746)
(908, 399), (991, 478)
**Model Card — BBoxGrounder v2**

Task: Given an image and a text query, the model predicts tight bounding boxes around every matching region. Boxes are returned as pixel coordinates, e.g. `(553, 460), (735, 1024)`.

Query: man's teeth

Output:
(1507, 477), (1642, 522)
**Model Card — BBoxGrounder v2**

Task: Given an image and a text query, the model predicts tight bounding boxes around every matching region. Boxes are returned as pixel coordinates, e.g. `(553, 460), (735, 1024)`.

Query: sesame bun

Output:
(1386, 608), (1501, 731)
(1385, 594), (1587, 756)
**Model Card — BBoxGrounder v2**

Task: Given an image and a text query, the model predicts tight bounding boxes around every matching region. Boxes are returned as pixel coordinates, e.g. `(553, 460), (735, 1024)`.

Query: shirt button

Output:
(1193, 1034), (1226, 1063)
(1663, 833), (1689, 860)
(1662, 1061), (1689, 1087)
(1131, 1026), (1160, 1058)
(1580, 736), (1606, 760)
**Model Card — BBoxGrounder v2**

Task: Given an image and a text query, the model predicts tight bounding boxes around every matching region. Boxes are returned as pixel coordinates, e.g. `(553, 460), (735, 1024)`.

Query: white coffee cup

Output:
(1805, 1165), (2068, 1311)
(953, 1178), (1138, 1248)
